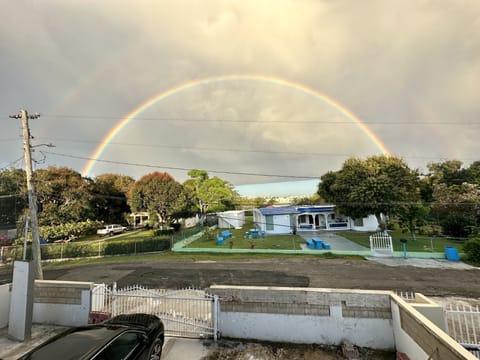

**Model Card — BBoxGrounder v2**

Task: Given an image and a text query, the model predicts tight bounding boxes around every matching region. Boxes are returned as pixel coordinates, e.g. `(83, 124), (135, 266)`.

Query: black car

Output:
(18, 314), (164, 360)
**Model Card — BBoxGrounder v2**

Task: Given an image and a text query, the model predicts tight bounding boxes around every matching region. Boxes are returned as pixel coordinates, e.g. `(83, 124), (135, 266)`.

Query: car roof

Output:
(22, 325), (132, 360)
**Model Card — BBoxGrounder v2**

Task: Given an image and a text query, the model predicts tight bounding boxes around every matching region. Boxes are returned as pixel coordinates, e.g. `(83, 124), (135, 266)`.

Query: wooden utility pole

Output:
(9, 110), (43, 279)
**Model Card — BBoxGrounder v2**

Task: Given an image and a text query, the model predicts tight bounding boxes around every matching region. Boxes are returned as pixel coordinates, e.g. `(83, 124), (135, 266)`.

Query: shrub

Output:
(463, 238), (480, 263)
(104, 237), (170, 255)
(39, 220), (103, 242)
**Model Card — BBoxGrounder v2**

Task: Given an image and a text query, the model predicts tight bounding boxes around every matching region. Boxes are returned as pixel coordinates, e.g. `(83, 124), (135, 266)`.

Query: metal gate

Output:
(445, 303), (480, 358)
(91, 283), (219, 340)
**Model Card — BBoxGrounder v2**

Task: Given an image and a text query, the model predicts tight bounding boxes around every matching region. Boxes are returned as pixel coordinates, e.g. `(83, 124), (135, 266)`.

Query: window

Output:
(266, 215), (274, 230)
(95, 332), (143, 360)
(354, 218), (364, 227)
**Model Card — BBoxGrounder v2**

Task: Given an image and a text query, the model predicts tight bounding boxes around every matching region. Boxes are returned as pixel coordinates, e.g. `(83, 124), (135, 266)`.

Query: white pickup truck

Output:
(97, 224), (127, 236)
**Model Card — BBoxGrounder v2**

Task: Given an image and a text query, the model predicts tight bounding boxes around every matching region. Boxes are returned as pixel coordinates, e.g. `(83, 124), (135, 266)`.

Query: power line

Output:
(36, 136), (479, 162)
(41, 113), (480, 125)
(42, 151), (321, 180)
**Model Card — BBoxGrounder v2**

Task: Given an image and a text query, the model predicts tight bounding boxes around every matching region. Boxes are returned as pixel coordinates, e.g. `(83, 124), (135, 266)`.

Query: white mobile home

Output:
(218, 210), (245, 229)
(253, 205), (379, 234)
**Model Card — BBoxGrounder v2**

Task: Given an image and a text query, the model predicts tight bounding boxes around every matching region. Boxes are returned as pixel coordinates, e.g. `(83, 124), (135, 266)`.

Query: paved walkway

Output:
(298, 231), (368, 251)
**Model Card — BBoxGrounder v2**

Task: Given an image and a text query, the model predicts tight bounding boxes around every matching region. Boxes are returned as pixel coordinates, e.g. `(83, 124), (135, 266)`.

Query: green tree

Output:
(129, 172), (184, 228)
(431, 182), (480, 237)
(318, 155), (420, 227)
(35, 167), (93, 225)
(0, 169), (27, 226)
(91, 174), (134, 224)
(395, 203), (430, 240)
(183, 169), (237, 219)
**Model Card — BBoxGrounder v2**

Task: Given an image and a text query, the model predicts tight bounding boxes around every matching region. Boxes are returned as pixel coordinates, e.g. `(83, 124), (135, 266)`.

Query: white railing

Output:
(445, 303), (480, 358)
(91, 283), (219, 340)
(369, 232), (394, 257)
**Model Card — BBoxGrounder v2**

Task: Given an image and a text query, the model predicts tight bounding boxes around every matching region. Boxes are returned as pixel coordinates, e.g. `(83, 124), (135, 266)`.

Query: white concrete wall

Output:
(391, 300), (429, 359)
(390, 295), (476, 360)
(33, 289), (91, 327)
(0, 283), (11, 328)
(219, 312), (394, 349)
(32, 280), (93, 327)
(268, 214), (292, 234)
(351, 215), (379, 232)
(211, 286), (396, 350)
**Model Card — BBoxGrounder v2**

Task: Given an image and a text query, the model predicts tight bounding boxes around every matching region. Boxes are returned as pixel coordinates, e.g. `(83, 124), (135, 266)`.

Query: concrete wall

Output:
(0, 283), (11, 328)
(351, 214), (379, 232)
(33, 280), (93, 327)
(391, 294), (476, 360)
(209, 286), (396, 350)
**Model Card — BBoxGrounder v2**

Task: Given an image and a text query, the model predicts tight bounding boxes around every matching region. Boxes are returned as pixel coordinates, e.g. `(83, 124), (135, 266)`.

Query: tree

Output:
(183, 170), (237, 220)
(35, 167), (94, 225)
(395, 203), (430, 240)
(91, 174), (134, 224)
(0, 169), (27, 226)
(318, 155), (420, 228)
(431, 182), (480, 237)
(129, 172), (184, 228)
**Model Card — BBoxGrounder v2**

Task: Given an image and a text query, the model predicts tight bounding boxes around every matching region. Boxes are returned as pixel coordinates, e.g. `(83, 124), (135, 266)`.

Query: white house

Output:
(253, 205), (379, 234)
(218, 210), (245, 229)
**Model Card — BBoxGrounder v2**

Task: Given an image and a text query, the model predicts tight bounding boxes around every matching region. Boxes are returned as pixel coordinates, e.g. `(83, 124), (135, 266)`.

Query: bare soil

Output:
(201, 340), (395, 360)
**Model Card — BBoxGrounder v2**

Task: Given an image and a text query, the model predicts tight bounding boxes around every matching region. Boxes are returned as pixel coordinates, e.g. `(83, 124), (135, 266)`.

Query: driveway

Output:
(297, 231), (368, 251)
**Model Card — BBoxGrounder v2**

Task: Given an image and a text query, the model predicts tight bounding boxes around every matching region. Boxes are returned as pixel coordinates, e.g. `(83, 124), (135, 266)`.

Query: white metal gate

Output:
(445, 303), (480, 358)
(91, 283), (219, 340)
(369, 232), (394, 257)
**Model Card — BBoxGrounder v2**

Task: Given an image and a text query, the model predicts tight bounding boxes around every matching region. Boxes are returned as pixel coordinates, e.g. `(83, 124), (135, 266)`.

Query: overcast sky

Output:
(1, 0), (479, 197)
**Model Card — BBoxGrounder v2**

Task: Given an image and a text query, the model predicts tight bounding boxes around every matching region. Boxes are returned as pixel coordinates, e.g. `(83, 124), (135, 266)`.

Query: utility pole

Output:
(9, 110), (43, 279)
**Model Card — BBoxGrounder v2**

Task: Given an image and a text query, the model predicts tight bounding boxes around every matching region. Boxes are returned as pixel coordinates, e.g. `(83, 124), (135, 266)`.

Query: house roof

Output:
(258, 206), (299, 216)
(258, 205), (336, 216)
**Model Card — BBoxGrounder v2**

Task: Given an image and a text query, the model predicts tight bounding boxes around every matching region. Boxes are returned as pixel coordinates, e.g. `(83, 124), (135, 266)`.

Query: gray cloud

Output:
(1, 0), (479, 195)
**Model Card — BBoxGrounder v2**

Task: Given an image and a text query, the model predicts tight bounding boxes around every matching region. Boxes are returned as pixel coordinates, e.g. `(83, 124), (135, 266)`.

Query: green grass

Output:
(188, 231), (305, 250)
(335, 230), (465, 252)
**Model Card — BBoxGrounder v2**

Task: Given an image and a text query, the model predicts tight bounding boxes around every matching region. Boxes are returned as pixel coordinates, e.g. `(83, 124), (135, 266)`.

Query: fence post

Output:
(213, 294), (219, 341)
(112, 282), (117, 317)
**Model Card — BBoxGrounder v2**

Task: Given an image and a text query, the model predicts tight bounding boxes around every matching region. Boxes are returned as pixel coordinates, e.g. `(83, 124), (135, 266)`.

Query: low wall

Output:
(33, 280), (93, 327)
(0, 283), (11, 328)
(209, 286), (396, 350)
(391, 294), (476, 360)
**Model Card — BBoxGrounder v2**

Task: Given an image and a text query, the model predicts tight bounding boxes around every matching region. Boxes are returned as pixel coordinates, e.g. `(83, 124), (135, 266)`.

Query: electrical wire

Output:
(42, 151), (321, 180)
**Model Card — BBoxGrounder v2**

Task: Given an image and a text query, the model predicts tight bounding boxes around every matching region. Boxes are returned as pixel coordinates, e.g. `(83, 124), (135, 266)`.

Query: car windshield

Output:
(24, 327), (122, 360)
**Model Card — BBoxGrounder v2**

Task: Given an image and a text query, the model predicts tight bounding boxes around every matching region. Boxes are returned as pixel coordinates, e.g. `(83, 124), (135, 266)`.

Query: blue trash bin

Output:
(445, 246), (459, 261)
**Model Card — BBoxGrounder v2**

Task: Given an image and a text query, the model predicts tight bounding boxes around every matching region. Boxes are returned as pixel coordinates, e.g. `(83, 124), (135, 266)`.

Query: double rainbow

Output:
(82, 74), (390, 177)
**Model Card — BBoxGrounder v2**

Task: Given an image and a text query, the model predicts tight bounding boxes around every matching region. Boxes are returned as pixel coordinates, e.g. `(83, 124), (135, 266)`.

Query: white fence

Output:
(369, 232), (394, 257)
(445, 303), (480, 358)
(92, 283), (219, 340)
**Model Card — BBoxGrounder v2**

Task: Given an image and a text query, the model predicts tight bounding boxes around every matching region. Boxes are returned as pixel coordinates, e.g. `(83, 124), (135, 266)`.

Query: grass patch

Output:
(336, 230), (465, 252)
(188, 231), (304, 250)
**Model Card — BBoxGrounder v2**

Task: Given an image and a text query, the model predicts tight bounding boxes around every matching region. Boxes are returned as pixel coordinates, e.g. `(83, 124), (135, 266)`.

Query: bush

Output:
(104, 237), (170, 255)
(152, 229), (174, 236)
(463, 238), (480, 263)
(417, 225), (443, 237)
(39, 220), (103, 242)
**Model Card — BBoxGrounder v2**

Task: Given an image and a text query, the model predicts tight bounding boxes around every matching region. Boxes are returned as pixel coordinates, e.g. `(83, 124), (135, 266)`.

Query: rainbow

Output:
(82, 74), (391, 177)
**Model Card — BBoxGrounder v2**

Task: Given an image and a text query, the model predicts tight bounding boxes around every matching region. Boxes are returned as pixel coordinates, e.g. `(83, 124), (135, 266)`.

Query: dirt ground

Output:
(20, 257), (480, 298)
(201, 340), (395, 360)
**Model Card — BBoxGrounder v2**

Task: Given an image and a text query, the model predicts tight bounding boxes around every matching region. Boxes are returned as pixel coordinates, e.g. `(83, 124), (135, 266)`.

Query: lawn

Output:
(188, 230), (305, 250)
(336, 230), (465, 252)
(186, 216), (305, 250)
